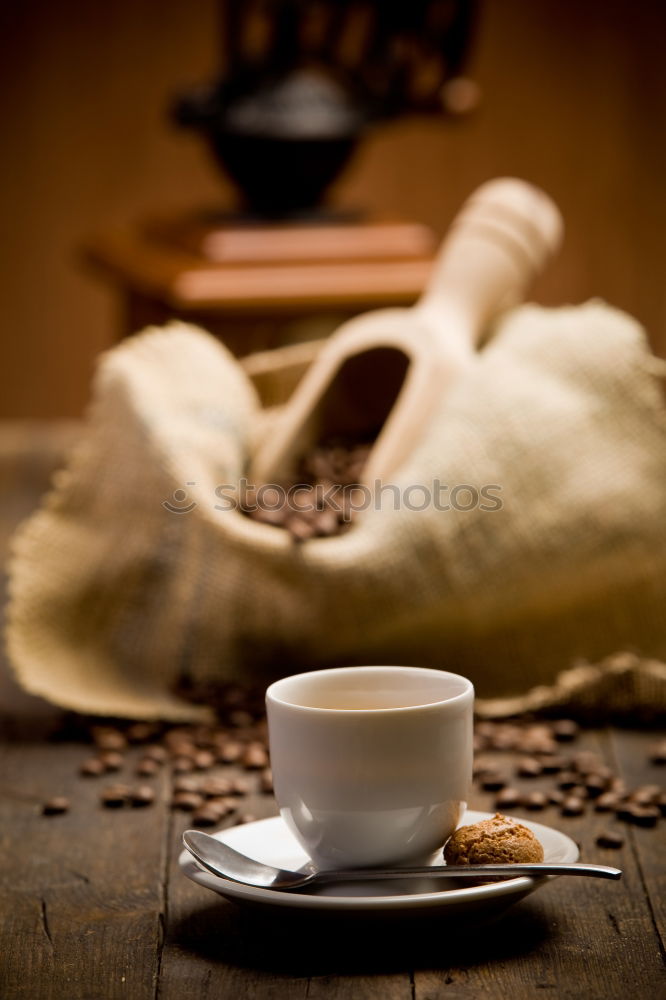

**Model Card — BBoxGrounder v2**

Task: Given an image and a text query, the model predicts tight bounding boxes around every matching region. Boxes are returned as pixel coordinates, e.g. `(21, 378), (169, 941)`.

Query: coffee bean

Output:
(489, 730), (519, 751)
(173, 776), (199, 794)
(164, 731), (196, 755)
(540, 755), (568, 774)
(629, 785), (661, 806)
(657, 793), (666, 817)
(193, 750), (215, 771)
(472, 758), (494, 779)
(595, 792), (620, 812)
(231, 777), (250, 796)
(313, 508), (339, 536)
(516, 758), (543, 778)
(126, 722), (158, 743)
(43, 796), (70, 815)
(561, 796), (585, 816)
(518, 734), (558, 755)
(101, 784), (131, 807)
(596, 830), (624, 849)
(192, 806), (223, 827)
(136, 758), (159, 777)
(558, 771), (580, 790)
(475, 721), (496, 738)
(481, 773), (508, 792)
(130, 785), (155, 807)
(286, 515), (316, 542)
(200, 776), (233, 798)
(648, 740), (666, 765)
(192, 726), (215, 749)
(80, 757), (106, 777)
(617, 804), (660, 827)
(173, 755), (195, 774)
(493, 787), (521, 809)
(242, 743), (269, 769)
(572, 751), (602, 775)
(92, 728), (127, 752)
(584, 776), (608, 798)
(169, 741), (197, 760)
(251, 506), (288, 527)
(548, 789), (565, 806)
(206, 797), (234, 815)
(143, 745), (168, 764)
(260, 768), (274, 794)
(523, 791), (548, 811)
(552, 720), (579, 742)
(100, 751), (124, 772)
(235, 814), (256, 825)
(568, 785), (589, 800)
(172, 792), (205, 812)
(217, 741), (243, 764)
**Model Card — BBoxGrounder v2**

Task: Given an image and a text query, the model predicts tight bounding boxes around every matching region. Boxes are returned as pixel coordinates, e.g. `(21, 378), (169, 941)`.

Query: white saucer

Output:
(179, 810), (579, 916)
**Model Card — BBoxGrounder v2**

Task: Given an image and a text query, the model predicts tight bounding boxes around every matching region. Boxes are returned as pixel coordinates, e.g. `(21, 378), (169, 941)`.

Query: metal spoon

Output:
(183, 830), (622, 892)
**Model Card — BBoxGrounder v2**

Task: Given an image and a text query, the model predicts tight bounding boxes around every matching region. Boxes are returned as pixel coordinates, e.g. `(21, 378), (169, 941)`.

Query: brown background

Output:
(1, 0), (664, 418)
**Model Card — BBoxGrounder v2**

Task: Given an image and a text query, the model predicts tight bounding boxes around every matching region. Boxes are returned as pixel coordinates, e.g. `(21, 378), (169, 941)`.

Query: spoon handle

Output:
(315, 863), (622, 883)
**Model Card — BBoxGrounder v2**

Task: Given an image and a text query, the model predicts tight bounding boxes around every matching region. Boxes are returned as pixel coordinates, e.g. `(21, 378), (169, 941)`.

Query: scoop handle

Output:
(417, 177), (563, 349)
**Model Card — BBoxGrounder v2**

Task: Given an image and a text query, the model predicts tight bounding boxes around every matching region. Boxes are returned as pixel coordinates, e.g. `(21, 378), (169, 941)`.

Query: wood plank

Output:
(608, 727), (666, 952)
(158, 757), (413, 999)
(0, 734), (169, 1000)
(415, 728), (665, 999)
(158, 768), (311, 1000)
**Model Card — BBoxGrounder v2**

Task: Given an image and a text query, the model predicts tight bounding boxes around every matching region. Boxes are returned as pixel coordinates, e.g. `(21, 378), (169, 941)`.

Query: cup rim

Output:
(265, 665), (474, 714)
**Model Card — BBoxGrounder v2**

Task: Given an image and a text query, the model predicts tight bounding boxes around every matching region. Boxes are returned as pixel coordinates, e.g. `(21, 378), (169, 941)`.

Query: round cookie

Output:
(444, 812), (545, 864)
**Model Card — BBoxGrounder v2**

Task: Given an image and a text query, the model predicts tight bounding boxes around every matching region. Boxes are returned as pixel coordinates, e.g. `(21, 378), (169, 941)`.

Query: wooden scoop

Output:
(251, 178), (563, 494)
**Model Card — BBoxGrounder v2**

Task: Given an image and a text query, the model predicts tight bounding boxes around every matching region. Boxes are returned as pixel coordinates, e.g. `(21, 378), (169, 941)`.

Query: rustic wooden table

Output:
(0, 423), (664, 1000)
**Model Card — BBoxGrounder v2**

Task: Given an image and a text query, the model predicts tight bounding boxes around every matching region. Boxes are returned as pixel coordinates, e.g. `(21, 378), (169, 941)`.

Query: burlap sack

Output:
(6, 303), (666, 721)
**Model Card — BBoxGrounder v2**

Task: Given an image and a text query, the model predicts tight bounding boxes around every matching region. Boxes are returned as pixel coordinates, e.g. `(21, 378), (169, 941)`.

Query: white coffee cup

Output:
(266, 665), (474, 870)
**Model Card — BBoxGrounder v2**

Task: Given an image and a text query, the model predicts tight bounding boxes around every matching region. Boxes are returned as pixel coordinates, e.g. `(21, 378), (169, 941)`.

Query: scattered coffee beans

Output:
(471, 717), (663, 838)
(240, 436), (373, 541)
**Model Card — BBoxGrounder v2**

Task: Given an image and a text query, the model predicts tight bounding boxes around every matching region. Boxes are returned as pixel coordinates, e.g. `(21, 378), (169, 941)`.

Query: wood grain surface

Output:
(0, 423), (664, 999)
